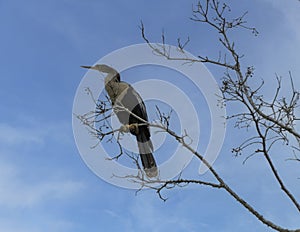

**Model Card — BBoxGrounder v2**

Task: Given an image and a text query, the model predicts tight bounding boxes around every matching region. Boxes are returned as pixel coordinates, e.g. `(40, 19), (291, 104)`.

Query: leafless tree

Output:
(78, 1), (300, 231)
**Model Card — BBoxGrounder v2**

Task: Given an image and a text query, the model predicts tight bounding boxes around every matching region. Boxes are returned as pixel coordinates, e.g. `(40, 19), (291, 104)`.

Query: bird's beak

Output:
(80, 65), (93, 69)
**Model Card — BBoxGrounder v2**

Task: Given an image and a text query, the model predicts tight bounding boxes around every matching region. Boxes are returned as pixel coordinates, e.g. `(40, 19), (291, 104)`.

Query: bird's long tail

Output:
(136, 132), (158, 178)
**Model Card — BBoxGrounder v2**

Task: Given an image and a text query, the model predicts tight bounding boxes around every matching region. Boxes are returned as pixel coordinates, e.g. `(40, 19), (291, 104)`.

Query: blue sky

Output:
(0, 0), (300, 231)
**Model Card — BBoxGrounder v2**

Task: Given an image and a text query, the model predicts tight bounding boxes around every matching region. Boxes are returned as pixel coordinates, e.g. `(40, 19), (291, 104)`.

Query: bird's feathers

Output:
(89, 64), (158, 177)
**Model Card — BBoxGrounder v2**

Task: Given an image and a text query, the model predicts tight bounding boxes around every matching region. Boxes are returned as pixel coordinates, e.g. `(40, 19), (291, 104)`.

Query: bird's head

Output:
(81, 64), (116, 74)
(81, 64), (120, 83)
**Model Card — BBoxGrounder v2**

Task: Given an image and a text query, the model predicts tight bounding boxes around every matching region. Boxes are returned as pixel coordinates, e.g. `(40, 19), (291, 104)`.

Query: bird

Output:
(81, 64), (158, 178)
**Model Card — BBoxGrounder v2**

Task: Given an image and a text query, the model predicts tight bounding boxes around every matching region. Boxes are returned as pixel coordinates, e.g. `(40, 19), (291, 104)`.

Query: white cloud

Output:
(0, 119), (84, 231)
(0, 119), (73, 149)
(0, 218), (76, 232)
(0, 123), (43, 146)
(128, 196), (197, 232)
(0, 161), (85, 209)
(262, 0), (300, 41)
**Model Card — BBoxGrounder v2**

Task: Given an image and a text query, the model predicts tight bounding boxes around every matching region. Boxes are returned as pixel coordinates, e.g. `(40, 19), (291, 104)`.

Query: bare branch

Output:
(138, 0), (300, 229)
(79, 1), (300, 231)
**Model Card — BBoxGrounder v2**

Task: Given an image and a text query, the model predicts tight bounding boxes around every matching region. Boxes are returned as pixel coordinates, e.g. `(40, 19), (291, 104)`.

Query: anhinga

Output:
(81, 64), (158, 178)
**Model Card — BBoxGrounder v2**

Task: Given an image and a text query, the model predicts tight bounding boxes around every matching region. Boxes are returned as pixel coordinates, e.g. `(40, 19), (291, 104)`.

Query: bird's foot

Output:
(119, 124), (130, 133)
(119, 124), (139, 135)
(129, 123), (139, 135)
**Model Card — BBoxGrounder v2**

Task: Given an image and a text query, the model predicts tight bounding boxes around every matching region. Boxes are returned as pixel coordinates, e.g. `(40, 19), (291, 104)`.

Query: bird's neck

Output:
(104, 73), (120, 102)
(104, 71), (119, 84)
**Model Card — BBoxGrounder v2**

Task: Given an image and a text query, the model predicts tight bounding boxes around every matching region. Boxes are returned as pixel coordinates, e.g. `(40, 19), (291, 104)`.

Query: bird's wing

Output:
(117, 83), (148, 122)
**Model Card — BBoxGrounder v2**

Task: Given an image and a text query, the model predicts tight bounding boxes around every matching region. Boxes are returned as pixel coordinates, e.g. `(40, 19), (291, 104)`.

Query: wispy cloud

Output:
(0, 123), (43, 146)
(0, 160), (85, 209)
(262, 0), (300, 41)
(128, 196), (198, 232)
(0, 217), (76, 232)
(0, 118), (84, 231)
(0, 119), (73, 149)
